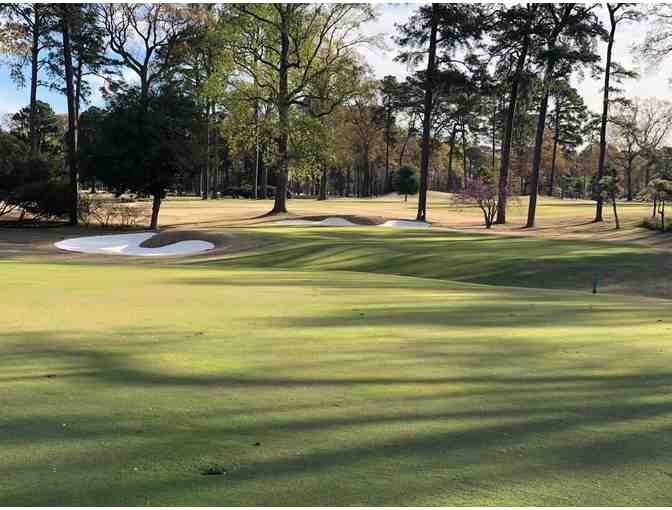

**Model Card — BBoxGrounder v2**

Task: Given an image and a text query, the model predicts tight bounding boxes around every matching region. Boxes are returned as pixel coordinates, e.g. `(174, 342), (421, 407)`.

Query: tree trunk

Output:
(29, 6), (40, 155)
(271, 9), (290, 214)
(253, 100), (259, 199)
(150, 193), (161, 229)
(384, 102), (391, 194)
(61, 6), (79, 226)
(595, 14), (616, 222)
(525, 62), (554, 228)
(548, 107), (560, 196)
(74, 57), (82, 150)
(318, 164), (327, 200)
(612, 194), (620, 229)
(140, 71), (150, 112)
(626, 157), (633, 201)
(447, 125), (456, 192)
(399, 113), (416, 169)
(213, 117), (221, 197)
(223, 154), (230, 188)
(363, 148), (372, 198)
(496, 6), (533, 225)
(416, 4), (437, 222)
(203, 102), (211, 199)
(461, 121), (468, 187)
(491, 95), (497, 173)
(260, 148), (268, 198)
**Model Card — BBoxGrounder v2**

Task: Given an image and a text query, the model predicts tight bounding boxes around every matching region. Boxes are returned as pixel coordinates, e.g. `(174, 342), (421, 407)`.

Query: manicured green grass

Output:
(2, 228), (672, 505)
(214, 227), (672, 298)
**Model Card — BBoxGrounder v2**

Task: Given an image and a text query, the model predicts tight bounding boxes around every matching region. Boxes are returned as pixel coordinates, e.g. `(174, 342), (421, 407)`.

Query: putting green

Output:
(2, 229), (672, 505)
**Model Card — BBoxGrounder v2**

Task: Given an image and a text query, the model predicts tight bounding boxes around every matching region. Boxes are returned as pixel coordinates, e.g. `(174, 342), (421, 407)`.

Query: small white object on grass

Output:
(54, 232), (215, 257)
(380, 220), (431, 228)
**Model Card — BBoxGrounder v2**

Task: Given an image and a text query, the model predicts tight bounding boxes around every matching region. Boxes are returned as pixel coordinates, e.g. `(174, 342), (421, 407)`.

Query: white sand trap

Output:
(54, 232), (215, 257)
(380, 220), (431, 228)
(273, 217), (431, 228)
(274, 217), (357, 226)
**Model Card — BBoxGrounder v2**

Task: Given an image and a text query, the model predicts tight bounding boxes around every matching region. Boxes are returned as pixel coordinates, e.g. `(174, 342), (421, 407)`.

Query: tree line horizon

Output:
(3, 3), (672, 230)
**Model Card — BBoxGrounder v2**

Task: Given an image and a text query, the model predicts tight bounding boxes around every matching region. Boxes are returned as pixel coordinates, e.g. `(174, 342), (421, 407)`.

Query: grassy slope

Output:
(206, 227), (672, 298)
(2, 229), (672, 505)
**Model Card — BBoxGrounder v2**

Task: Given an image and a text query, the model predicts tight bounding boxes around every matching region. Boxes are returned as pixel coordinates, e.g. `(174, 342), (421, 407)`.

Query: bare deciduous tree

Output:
(101, 4), (188, 105)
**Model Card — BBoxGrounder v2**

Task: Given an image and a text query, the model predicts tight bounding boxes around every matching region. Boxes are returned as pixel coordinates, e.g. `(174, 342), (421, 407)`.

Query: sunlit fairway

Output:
(3, 225), (672, 505)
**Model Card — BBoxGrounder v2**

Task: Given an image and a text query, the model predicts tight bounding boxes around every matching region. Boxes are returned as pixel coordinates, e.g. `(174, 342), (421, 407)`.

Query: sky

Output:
(1, 3), (671, 119)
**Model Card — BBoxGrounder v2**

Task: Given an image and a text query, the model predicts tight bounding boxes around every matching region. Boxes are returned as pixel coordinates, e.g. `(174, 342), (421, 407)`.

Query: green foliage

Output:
(394, 165), (419, 199)
(18, 179), (71, 219)
(93, 87), (200, 199)
(0, 131), (67, 218)
(547, 80), (589, 156)
(396, 4), (485, 68)
(642, 175), (672, 231)
(641, 215), (672, 232)
(288, 113), (336, 180)
(44, 3), (106, 104)
(597, 162), (621, 203)
(78, 106), (106, 186)
(0, 4), (54, 89)
(9, 100), (63, 155)
(0, 132), (30, 215)
(223, 4), (375, 108)
(560, 167), (586, 199)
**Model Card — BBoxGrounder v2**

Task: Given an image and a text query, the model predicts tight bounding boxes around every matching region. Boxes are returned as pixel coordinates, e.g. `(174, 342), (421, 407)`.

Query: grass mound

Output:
(205, 227), (672, 299)
(139, 229), (224, 249)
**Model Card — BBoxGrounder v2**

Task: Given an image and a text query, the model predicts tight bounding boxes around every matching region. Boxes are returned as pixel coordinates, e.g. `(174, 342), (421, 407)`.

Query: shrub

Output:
(79, 194), (150, 227)
(453, 173), (499, 228)
(641, 176), (672, 231)
(0, 135), (64, 219)
(18, 181), (71, 220)
(394, 166), (419, 201)
(641, 217), (672, 232)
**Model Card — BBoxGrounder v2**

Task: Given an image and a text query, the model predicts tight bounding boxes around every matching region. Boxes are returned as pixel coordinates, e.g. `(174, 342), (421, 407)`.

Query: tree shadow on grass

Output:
(2, 263), (672, 504)
(3, 330), (672, 505)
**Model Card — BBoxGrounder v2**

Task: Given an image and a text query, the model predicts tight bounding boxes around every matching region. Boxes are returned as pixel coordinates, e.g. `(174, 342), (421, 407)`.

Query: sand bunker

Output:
(273, 217), (431, 228)
(380, 220), (431, 228)
(54, 232), (215, 256)
(274, 217), (358, 226)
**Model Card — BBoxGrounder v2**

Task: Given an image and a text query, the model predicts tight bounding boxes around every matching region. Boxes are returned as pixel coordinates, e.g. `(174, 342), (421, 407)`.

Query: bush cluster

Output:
(78, 195), (149, 227)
